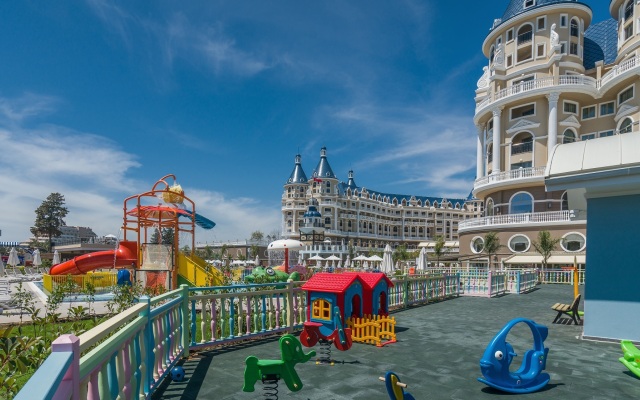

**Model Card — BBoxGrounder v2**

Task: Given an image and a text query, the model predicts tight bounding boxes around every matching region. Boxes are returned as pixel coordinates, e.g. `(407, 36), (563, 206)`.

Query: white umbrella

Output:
(33, 249), (42, 267)
(417, 247), (428, 271)
(344, 255), (351, 269)
(255, 254), (260, 267)
(52, 250), (61, 265)
(382, 244), (393, 274)
(353, 255), (368, 261)
(0, 255), (4, 275)
(363, 261), (369, 270)
(309, 255), (325, 261)
(7, 248), (20, 267)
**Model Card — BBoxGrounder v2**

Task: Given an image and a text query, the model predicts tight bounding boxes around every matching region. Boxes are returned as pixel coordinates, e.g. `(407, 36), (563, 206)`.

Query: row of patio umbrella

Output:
(304, 245), (430, 274)
(0, 248), (61, 269)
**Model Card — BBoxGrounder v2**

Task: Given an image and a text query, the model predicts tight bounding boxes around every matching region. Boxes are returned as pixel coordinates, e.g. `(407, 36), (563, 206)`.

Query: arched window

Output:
(561, 232), (586, 252)
(510, 192), (533, 214)
(490, 45), (496, 63)
(570, 19), (579, 37)
(625, 0), (634, 20)
(620, 117), (633, 134)
(563, 129), (576, 144)
(561, 192), (569, 211)
(512, 132), (533, 155)
(486, 198), (495, 217)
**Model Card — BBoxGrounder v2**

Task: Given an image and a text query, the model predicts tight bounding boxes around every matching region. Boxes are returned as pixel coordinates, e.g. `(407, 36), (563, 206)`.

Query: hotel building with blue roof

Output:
(282, 147), (482, 259)
(458, 0), (637, 266)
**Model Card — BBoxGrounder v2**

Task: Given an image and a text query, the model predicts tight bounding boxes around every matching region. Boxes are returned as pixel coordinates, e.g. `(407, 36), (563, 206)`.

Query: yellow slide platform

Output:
(177, 251), (224, 287)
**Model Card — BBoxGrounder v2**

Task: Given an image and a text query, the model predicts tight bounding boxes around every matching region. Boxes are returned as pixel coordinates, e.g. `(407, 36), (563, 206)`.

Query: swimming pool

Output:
(31, 281), (115, 302)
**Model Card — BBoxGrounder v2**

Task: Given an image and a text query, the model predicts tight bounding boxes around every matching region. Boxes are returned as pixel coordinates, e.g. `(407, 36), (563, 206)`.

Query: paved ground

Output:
(152, 285), (640, 399)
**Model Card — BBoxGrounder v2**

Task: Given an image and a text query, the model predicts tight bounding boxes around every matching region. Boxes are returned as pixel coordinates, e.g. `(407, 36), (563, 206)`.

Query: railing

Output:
(539, 268), (585, 285)
(517, 30), (533, 45)
(43, 271), (117, 294)
(474, 166), (545, 187)
(511, 141), (533, 155)
(388, 274), (459, 309)
(459, 210), (571, 230)
(601, 55), (638, 87)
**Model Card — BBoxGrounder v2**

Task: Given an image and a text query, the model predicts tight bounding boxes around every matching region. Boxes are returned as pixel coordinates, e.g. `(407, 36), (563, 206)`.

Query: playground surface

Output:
(152, 284), (640, 400)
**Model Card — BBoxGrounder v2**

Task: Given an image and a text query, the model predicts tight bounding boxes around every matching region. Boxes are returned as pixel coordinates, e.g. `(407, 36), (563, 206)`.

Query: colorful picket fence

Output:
(346, 314), (397, 347)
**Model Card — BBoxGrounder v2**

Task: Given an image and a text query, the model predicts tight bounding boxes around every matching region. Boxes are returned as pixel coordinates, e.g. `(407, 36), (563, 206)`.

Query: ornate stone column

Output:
(492, 108), (502, 174)
(547, 92), (560, 159)
(476, 124), (485, 179)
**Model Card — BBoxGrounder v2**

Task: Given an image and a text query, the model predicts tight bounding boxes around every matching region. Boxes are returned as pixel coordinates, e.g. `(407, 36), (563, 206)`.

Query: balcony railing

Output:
(474, 166), (545, 187)
(601, 55), (638, 87)
(511, 141), (533, 155)
(458, 210), (571, 230)
(517, 31), (533, 45)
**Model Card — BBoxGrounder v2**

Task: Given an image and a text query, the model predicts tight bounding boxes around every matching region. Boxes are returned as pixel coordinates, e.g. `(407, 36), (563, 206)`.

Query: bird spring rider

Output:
(478, 318), (550, 394)
(379, 371), (415, 400)
(619, 340), (640, 379)
(243, 334), (315, 398)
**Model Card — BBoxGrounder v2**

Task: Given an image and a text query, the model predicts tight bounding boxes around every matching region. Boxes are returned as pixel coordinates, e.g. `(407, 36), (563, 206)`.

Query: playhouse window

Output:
(312, 299), (332, 321)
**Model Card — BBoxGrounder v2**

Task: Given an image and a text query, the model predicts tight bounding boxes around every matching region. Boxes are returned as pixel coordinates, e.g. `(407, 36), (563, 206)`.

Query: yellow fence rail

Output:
(43, 271), (117, 293)
(346, 314), (397, 347)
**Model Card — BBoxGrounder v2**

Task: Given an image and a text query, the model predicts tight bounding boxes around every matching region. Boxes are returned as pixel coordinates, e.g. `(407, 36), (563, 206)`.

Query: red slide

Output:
(49, 241), (138, 275)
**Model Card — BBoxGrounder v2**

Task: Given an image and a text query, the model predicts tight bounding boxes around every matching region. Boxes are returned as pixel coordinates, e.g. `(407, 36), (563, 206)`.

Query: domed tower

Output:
(459, 0), (630, 268)
(299, 197), (325, 246)
(310, 147), (339, 240)
(282, 154), (309, 239)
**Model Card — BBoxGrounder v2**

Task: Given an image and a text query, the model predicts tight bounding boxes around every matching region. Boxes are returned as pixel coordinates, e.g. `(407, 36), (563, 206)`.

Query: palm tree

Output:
(482, 232), (503, 270)
(432, 235), (449, 268)
(531, 230), (561, 271)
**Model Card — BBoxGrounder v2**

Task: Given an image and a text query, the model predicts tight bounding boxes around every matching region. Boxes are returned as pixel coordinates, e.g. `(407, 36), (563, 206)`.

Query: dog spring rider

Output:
(478, 318), (550, 394)
(243, 334), (315, 397)
(619, 340), (640, 378)
(379, 371), (415, 400)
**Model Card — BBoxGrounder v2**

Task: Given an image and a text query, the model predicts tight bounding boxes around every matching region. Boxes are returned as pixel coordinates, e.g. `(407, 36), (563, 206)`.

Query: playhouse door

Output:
(379, 292), (387, 314)
(351, 294), (362, 317)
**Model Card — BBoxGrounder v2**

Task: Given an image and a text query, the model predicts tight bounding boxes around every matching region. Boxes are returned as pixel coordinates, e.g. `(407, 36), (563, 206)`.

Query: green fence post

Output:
(403, 275), (409, 308)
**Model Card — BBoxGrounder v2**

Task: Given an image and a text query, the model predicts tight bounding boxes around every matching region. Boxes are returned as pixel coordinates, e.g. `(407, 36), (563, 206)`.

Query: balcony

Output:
(517, 30), (533, 45)
(458, 210), (575, 232)
(474, 166), (545, 191)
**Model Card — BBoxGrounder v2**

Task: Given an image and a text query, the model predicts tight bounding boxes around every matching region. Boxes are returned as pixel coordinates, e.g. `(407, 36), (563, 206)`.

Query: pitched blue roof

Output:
(336, 181), (468, 209)
(312, 147), (337, 180)
(584, 18), (618, 69)
(287, 154), (308, 184)
(346, 170), (357, 189)
(495, 1), (591, 31)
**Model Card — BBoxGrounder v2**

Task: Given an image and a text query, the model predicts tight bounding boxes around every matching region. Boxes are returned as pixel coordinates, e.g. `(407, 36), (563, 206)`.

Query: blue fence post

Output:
(53, 334), (80, 400)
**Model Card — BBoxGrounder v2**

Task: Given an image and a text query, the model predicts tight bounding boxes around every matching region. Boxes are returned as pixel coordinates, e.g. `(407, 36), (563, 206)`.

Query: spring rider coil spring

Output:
(316, 339), (333, 365)
(261, 374), (279, 400)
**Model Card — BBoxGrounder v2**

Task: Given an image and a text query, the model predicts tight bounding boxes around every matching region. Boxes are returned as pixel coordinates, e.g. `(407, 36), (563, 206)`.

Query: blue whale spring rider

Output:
(478, 318), (550, 394)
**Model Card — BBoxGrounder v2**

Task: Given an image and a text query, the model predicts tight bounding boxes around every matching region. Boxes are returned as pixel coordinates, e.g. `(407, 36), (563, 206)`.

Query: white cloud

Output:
(0, 93), (282, 244)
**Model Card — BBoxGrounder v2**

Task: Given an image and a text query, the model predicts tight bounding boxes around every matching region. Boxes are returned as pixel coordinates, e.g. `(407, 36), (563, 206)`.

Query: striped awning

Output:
(504, 254), (586, 264)
(0, 242), (21, 247)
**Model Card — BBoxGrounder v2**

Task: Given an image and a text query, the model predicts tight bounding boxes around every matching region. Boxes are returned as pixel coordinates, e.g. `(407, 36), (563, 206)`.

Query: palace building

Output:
(459, 0), (635, 266)
(282, 147), (482, 260)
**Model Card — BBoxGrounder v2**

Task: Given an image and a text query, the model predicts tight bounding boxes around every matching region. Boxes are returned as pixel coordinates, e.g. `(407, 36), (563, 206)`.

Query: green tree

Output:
(30, 193), (68, 251)
(250, 230), (264, 242)
(432, 235), (449, 268)
(531, 230), (561, 271)
(482, 232), (503, 270)
(393, 245), (411, 265)
(150, 228), (174, 245)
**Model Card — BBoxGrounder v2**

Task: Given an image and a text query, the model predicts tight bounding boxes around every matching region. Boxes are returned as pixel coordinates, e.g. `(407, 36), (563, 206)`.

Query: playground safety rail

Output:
(388, 273), (460, 309)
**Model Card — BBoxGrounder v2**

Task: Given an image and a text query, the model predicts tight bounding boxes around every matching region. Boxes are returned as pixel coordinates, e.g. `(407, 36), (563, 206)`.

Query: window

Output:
(599, 130), (614, 138)
(506, 54), (513, 67)
(511, 103), (535, 119)
(537, 16), (546, 31)
(581, 106), (595, 120)
(510, 192), (533, 214)
(486, 198), (494, 216)
(471, 237), (484, 254)
(511, 161), (532, 169)
(312, 299), (332, 321)
(560, 15), (568, 28)
(561, 192), (569, 211)
(524, 0), (535, 7)
(511, 135), (533, 154)
(507, 29), (514, 42)
(564, 101), (578, 115)
(625, 23), (633, 40)
(619, 85), (634, 105)
(625, 0), (634, 20)
(581, 133), (596, 141)
(570, 42), (579, 56)
(509, 235), (530, 253)
(536, 43), (545, 58)
(563, 129), (576, 143)
(600, 101), (615, 116)
(620, 117), (633, 134)
(560, 42), (567, 54)
(561, 233), (586, 252)
(570, 19), (579, 37)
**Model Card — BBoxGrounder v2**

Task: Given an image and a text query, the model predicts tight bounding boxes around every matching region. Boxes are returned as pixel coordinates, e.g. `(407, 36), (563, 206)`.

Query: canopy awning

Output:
(504, 254), (544, 264)
(548, 254), (586, 264)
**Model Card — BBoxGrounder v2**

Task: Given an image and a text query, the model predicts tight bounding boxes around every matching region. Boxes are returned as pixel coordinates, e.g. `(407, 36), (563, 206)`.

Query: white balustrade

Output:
(459, 210), (571, 230)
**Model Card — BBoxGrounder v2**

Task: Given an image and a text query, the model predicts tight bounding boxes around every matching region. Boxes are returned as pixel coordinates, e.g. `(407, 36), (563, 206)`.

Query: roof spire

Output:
(286, 153), (308, 184)
(313, 147), (337, 180)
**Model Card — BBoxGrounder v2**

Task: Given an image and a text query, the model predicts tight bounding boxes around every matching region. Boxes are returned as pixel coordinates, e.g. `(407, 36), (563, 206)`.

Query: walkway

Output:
(151, 285), (640, 399)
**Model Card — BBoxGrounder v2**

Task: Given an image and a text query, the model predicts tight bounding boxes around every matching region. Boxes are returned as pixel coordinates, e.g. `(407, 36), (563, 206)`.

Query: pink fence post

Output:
(488, 271), (493, 298)
(52, 334), (80, 400)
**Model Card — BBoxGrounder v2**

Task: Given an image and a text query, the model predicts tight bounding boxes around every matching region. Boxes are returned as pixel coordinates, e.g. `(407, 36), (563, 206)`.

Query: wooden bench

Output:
(551, 294), (582, 325)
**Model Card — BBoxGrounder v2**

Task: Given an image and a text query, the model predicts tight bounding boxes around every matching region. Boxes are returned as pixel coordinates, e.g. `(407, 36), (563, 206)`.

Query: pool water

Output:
(32, 281), (115, 302)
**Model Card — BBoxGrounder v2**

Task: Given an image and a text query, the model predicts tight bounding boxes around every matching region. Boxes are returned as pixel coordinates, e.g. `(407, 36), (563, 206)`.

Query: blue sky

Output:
(0, 1), (611, 244)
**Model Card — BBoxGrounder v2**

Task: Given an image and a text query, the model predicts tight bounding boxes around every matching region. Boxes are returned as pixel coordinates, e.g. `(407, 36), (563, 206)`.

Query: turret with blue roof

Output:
(286, 154), (308, 185)
(312, 147), (337, 180)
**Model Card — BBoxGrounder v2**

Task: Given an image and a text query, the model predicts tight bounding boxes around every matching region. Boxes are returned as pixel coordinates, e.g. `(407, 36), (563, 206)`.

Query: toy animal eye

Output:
(266, 267), (275, 276)
(494, 351), (504, 360)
